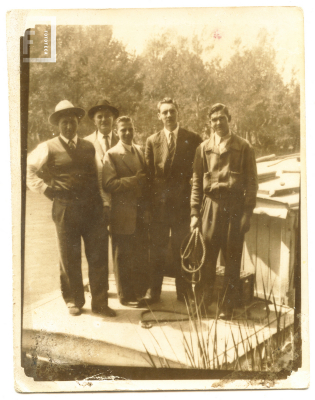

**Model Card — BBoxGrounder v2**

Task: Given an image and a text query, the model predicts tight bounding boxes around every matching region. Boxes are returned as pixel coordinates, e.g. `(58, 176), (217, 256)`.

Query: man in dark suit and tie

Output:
(103, 116), (149, 307)
(27, 100), (116, 317)
(141, 98), (202, 305)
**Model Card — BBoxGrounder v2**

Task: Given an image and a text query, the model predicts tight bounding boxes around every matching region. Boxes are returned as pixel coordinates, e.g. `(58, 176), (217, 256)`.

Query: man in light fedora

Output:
(27, 100), (116, 317)
(85, 99), (119, 220)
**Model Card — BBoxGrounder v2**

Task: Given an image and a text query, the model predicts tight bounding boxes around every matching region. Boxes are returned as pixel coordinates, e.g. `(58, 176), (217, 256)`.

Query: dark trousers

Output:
(149, 204), (192, 298)
(112, 215), (149, 301)
(195, 196), (245, 311)
(52, 197), (109, 310)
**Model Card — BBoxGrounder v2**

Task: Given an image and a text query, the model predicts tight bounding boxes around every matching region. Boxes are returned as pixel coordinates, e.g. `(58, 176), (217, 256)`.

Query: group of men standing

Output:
(27, 97), (258, 320)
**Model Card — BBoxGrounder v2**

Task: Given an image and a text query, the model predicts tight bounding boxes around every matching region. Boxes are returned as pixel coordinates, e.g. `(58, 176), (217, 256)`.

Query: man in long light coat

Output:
(103, 116), (149, 308)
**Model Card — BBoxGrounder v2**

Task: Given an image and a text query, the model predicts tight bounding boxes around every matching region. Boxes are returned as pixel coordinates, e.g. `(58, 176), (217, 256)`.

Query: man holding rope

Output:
(190, 103), (258, 320)
(142, 98), (202, 306)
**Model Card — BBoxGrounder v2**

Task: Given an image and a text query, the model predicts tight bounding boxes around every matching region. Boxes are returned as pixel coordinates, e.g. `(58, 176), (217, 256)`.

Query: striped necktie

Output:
(68, 139), (76, 151)
(168, 131), (176, 160)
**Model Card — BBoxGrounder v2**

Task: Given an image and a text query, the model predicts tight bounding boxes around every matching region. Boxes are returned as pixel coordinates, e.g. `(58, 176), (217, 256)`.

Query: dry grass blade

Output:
(142, 342), (158, 368)
(237, 321), (249, 369)
(230, 325), (241, 371)
(252, 323), (263, 370)
(147, 327), (171, 368)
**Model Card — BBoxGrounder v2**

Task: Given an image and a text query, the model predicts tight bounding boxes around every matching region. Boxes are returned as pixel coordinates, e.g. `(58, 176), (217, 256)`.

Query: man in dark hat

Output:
(85, 100), (119, 218)
(190, 103), (258, 319)
(27, 100), (116, 317)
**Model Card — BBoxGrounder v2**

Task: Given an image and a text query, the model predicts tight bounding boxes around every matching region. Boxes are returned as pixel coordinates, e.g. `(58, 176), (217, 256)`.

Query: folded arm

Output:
(103, 152), (141, 193)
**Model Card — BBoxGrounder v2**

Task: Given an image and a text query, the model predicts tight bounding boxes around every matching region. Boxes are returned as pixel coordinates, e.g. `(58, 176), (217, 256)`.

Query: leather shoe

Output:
(120, 299), (141, 308)
(138, 290), (160, 307)
(92, 306), (116, 317)
(219, 311), (233, 321)
(68, 306), (81, 316)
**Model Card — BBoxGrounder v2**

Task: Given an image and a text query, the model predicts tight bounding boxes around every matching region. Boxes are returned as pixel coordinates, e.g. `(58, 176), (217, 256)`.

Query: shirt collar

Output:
(97, 130), (112, 140)
(119, 140), (133, 153)
(60, 134), (78, 144)
(214, 130), (231, 145)
(164, 123), (179, 140)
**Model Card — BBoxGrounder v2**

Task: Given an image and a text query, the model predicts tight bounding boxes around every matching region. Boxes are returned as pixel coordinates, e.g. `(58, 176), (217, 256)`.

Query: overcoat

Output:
(191, 132), (258, 217)
(190, 132), (258, 308)
(103, 141), (147, 235)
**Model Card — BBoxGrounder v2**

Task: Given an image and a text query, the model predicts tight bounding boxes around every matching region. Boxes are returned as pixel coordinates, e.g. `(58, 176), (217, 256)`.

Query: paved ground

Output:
(23, 190), (294, 370)
(22, 275), (294, 369)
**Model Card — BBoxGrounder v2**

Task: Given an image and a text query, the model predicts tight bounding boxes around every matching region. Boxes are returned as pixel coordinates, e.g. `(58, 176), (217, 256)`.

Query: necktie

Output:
(68, 139), (76, 151)
(103, 135), (110, 152)
(168, 131), (176, 160)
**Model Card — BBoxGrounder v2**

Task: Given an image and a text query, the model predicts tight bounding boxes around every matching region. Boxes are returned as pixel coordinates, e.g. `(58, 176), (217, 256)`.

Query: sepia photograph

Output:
(6, 4), (310, 392)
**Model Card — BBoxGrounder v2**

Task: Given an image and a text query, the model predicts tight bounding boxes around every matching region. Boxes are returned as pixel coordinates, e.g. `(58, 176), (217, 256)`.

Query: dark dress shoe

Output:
(120, 299), (141, 308)
(92, 306), (116, 317)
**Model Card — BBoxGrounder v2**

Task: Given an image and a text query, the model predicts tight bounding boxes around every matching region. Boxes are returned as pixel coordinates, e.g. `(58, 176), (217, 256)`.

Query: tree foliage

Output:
(27, 26), (300, 156)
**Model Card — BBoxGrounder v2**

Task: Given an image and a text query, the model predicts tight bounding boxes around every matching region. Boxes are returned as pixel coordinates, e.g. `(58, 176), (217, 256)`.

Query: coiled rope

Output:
(139, 228), (207, 329)
(180, 227), (206, 285)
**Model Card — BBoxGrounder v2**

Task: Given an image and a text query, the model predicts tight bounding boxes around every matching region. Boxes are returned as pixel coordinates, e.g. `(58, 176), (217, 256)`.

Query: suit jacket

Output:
(145, 127), (202, 219)
(84, 130), (119, 207)
(103, 141), (147, 235)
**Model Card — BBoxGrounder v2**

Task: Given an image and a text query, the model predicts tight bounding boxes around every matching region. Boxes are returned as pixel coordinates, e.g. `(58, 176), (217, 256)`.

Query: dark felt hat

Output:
(48, 100), (86, 126)
(88, 99), (119, 120)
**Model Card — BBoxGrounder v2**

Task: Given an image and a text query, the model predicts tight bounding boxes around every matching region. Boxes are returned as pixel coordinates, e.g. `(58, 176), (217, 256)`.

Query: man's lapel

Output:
(169, 127), (188, 170)
(220, 133), (239, 155)
(204, 134), (215, 152)
(118, 142), (137, 175)
(155, 130), (169, 168)
(173, 128), (186, 159)
(111, 132), (119, 148)
(92, 131), (105, 162)
(134, 145), (145, 169)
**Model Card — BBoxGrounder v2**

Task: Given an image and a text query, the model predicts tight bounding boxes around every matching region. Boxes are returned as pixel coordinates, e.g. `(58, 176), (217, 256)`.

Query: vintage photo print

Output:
(7, 7), (308, 392)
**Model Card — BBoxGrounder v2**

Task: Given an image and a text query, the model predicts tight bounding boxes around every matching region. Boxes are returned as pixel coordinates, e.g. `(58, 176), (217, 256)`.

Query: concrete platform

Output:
(22, 275), (294, 370)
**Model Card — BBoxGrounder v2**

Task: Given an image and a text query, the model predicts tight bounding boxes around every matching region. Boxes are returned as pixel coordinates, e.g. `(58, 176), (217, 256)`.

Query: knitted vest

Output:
(46, 136), (99, 199)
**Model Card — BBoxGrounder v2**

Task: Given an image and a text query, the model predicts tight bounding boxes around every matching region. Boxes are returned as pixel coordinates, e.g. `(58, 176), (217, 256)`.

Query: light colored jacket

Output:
(84, 130), (119, 207)
(103, 141), (147, 235)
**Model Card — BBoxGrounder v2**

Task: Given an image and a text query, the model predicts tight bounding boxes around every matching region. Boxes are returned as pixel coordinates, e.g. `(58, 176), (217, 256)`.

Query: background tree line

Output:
(27, 25), (300, 157)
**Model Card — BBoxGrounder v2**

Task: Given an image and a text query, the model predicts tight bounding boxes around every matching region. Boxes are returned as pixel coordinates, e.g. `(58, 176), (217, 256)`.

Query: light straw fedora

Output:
(48, 100), (86, 126)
